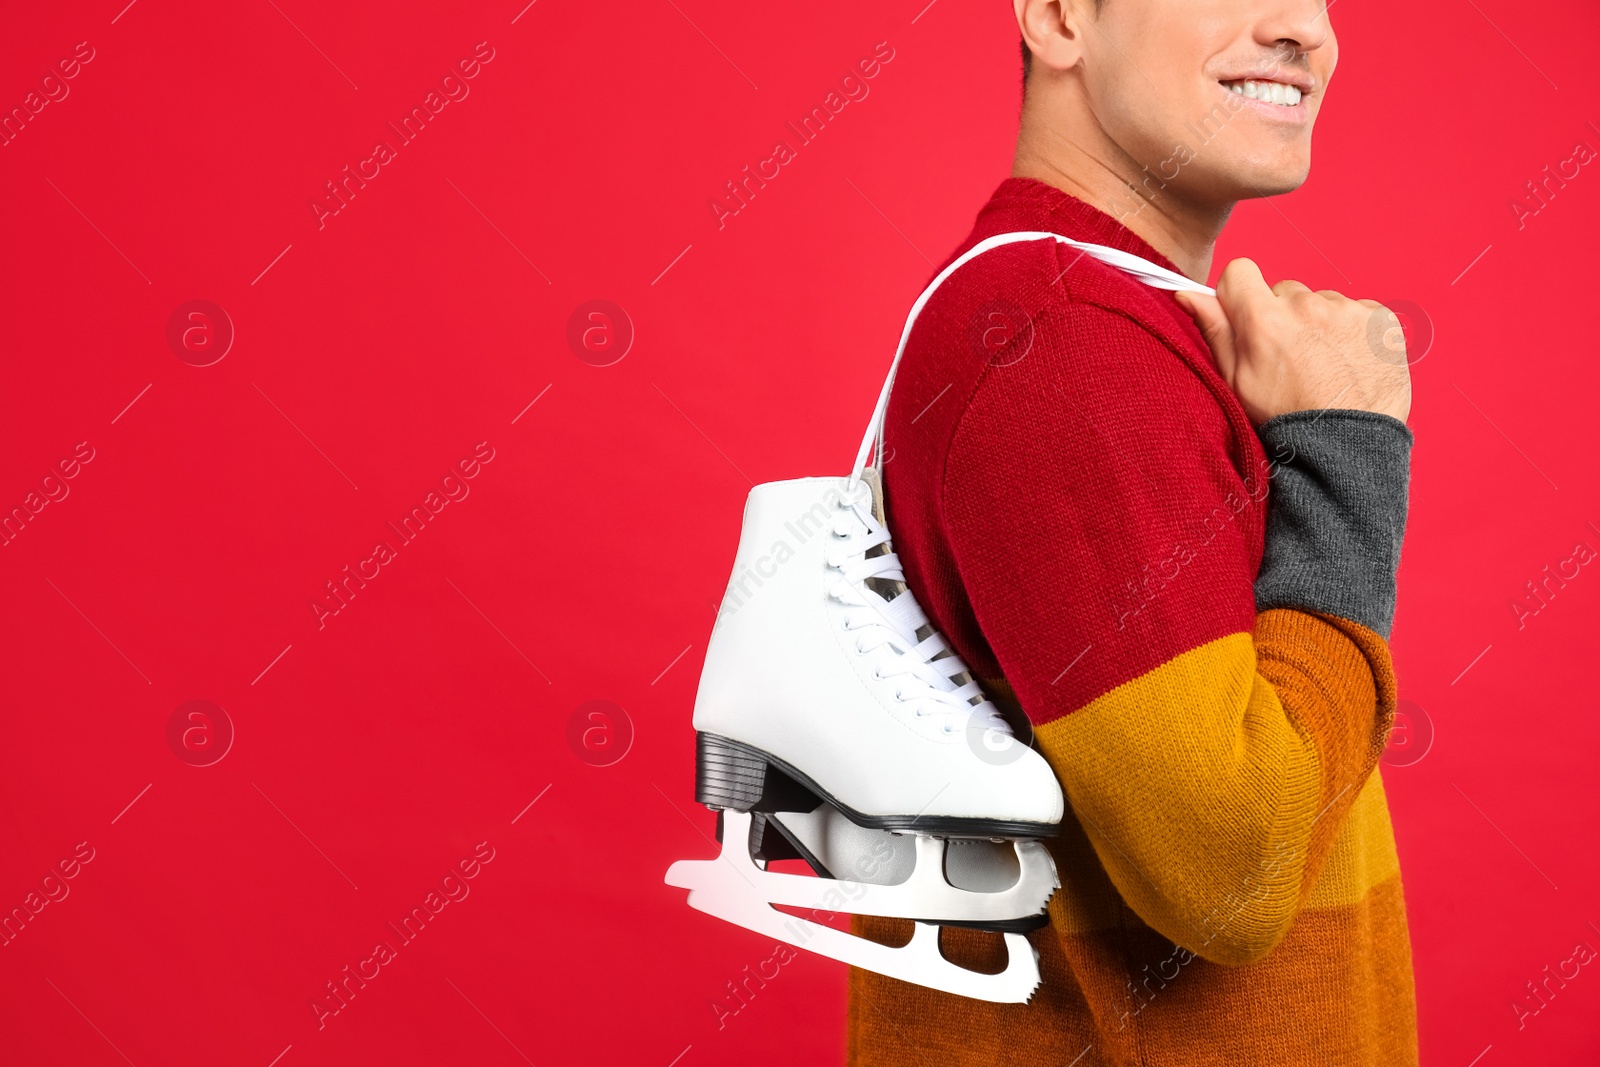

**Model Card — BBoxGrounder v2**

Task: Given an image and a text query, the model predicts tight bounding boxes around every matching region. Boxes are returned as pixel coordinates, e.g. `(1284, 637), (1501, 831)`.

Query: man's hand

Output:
(1174, 259), (1412, 426)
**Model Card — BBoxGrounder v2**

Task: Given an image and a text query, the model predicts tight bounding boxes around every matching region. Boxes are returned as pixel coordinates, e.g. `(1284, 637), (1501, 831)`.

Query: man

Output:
(850, 0), (1417, 1064)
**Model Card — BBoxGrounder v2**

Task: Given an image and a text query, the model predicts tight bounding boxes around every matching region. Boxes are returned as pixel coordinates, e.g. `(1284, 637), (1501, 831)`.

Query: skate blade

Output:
(665, 811), (1044, 1003)
(763, 830), (1055, 922)
(759, 808), (1058, 921)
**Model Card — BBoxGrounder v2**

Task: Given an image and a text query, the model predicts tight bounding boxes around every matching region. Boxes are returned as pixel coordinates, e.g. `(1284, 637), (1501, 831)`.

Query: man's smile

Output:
(1220, 77), (1304, 107)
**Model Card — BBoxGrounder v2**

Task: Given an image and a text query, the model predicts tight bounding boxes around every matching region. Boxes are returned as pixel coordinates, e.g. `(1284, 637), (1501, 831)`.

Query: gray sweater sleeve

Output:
(1254, 409), (1414, 639)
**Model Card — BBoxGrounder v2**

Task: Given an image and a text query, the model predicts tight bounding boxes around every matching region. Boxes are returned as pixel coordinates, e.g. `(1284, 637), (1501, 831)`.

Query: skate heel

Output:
(695, 733), (767, 810)
(695, 733), (819, 814)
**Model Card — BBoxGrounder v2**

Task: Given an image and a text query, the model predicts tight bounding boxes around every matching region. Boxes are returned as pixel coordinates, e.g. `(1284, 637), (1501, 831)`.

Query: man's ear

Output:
(1015, 0), (1092, 76)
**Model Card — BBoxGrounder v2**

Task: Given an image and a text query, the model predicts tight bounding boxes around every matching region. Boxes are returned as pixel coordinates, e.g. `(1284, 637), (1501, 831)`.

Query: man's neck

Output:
(1012, 101), (1231, 283)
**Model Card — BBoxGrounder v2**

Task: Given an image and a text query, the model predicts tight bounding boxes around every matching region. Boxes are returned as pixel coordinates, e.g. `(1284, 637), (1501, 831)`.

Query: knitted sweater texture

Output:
(847, 178), (1419, 1067)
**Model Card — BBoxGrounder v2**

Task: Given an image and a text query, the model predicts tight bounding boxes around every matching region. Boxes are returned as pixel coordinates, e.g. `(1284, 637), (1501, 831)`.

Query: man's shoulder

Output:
(911, 231), (1208, 384)
(893, 229), (1256, 480)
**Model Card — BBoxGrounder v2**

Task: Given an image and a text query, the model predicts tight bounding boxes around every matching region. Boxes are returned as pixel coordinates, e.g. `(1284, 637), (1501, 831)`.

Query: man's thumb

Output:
(1173, 291), (1236, 377)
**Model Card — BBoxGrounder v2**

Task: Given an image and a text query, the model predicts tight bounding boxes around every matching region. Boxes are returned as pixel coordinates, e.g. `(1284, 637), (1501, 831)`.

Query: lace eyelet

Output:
(942, 724), (956, 735)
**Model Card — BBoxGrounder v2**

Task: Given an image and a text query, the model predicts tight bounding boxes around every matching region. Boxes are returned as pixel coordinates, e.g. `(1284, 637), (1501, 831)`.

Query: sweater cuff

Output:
(1254, 409), (1413, 639)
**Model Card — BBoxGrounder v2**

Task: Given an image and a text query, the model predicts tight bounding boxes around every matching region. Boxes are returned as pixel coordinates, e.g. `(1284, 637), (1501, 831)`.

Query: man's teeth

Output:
(1224, 79), (1303, 106)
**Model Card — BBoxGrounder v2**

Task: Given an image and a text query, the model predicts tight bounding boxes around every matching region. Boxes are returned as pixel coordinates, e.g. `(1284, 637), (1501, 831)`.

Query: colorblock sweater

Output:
(848, 179), (1419, 1066)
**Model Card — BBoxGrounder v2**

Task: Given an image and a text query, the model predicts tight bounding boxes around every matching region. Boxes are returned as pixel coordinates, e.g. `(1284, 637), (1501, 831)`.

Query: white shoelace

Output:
(823, 490), (1012, 738)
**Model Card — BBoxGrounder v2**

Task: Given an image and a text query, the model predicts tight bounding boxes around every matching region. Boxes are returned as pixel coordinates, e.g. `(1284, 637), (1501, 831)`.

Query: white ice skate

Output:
(665, 231), (1215, 1003)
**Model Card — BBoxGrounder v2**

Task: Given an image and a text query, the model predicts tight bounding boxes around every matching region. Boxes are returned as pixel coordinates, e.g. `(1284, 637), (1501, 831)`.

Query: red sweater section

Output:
(881, 178), (1270, 726)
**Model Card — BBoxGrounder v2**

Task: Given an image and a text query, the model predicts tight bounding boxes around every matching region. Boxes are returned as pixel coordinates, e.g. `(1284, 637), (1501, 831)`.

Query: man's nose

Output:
(1256, 0), (1332, 57)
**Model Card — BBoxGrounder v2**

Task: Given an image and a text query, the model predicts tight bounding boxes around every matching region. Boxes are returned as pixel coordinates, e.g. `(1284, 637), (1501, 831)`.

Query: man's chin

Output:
(1225, 160), (1311, 200)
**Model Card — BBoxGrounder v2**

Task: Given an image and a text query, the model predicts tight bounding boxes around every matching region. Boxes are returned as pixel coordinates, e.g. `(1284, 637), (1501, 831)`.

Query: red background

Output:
(2, 1), (1597, 1064)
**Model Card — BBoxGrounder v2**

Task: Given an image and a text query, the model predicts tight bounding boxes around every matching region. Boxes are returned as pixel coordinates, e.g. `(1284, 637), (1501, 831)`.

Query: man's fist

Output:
(1174, 259), (1412, 427)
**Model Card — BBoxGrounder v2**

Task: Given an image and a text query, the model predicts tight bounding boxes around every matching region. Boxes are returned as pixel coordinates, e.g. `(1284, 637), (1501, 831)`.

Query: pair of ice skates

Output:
(665, 231), (1216, 1002)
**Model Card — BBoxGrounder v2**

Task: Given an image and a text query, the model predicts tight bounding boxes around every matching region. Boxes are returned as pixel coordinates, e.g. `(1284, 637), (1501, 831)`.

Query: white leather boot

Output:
(691, 470), (1064, 834)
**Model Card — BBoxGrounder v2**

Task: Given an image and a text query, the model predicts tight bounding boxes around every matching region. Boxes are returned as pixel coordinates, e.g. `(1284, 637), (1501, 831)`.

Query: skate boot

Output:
(665, 470), (1063, 1003)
